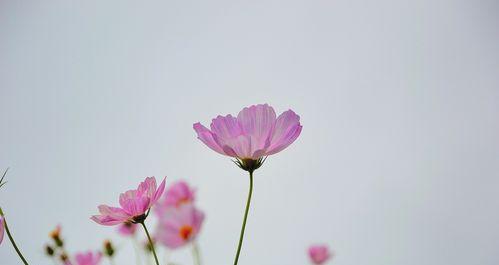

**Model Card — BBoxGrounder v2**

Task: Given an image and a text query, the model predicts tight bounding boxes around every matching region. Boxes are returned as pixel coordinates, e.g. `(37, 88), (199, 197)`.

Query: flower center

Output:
(177, 197), (191, 207)
(179, 225), (193, 240)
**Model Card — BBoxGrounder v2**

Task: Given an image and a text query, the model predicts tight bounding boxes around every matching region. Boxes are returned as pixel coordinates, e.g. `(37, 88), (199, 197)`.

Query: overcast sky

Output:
(1, 0), (499, 264)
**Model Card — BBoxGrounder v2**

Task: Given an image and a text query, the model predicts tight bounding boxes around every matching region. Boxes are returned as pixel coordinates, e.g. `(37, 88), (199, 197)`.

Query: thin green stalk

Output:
(3, 216), (29, 265)
(140, 221), (160, 265)
(233, 171), (254, 265)
(192, 241), (201, 265)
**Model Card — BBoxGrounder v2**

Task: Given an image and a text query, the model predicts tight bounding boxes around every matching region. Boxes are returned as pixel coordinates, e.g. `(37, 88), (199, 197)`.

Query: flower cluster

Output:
(1, 104), (336, 265)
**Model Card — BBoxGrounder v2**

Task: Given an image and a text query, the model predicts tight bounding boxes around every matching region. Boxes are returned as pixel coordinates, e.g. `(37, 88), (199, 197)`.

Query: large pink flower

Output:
(156, 181), (195, 213)
(193, 104), (302, 162)
(156, 204), (205, 249)
(0, 216), (4, 245)
(308, 245), (332, 265)
(91, 177), (166, 226)
(74, 251), (102, 265)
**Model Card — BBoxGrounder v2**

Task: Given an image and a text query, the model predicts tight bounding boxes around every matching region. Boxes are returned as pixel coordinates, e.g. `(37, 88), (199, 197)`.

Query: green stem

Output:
(140, 222), (160, 265)
(192, 241), (201, 265)
(233, 171), (254, 265)
(3, 217), (29, 265)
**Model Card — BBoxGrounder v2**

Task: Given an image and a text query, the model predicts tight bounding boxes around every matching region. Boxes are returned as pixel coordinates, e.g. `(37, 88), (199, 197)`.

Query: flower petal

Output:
(193, 123), (225, 155)
(152, 177), (166, 205)
(237, 104), (276, 151)
(223, 135), (253, 159)
(138, 177), (157, 198)
(122, 197), (150, 216)
(210, 114), (242, 140)
(266, 110), (302, 155)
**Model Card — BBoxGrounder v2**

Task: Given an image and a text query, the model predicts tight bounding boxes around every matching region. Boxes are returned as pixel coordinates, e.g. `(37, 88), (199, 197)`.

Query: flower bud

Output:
(50, 226), (64, 247)
(45, 245), (55, 256)
(60, 253), (69, 263)
(103, 240), (115, 257)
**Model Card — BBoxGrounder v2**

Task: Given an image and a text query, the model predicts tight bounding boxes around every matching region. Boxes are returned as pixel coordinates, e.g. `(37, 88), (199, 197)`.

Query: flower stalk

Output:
(140, 221), (160, 265)
(233, 170), (254, 265)
(192, 241), (201, 265)
(0, 208), (29, 265)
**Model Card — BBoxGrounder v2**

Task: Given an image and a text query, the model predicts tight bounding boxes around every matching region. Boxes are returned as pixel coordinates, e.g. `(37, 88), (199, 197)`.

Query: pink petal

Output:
(138, 177), (157, 198)
(156, 204), (205, 249)
(91, 205), (130, 225)
(119, 190), (138, 209)
(156, 223), (185, 249)
(117, 223), (138, 236)
(151, 177), (166, 204)
(210, 114), (242, 140)
(192, 207), (205, 233)
(161, 181), (195, 208)
(98, 205), (130, 220)
(237, 104), (276, 150)
(122, 197), (150, 216)
(193, 123), (225, 155)
(222, 135), (253, 159)
(266, 110), (302, 155)
(308, 245), (331, 265)
(90, 215), (125, 226)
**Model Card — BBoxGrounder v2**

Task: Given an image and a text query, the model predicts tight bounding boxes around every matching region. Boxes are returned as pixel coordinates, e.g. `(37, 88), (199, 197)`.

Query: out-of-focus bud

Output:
(60, 252), (69, 263)
(50, 225), (64, 247)
(45, 245), (55, 256)
(103, 240), (115, 257)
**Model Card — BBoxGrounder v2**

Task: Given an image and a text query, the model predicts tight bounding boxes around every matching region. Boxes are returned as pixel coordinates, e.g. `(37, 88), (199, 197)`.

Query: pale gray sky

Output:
(1, 0), (499, 264)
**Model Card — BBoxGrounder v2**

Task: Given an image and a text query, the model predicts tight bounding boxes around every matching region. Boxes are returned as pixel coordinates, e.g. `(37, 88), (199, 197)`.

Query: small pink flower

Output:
(157, 181), (195, 212)
(156, 204), (205, 249)
(0, 216), (4, 245)
(91, 177), (166, 225)
(193, 104), (302, 162)
(117, 222), (138, 236)
(74, 251), (102, 265)
(308, 245), (331, 265)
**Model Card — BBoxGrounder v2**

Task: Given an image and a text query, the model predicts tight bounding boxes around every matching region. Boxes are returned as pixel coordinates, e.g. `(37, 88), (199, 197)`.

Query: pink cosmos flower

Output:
(156, 204), (205, 249)
(117, 222), (138, 236)
(74, 251), (102, 265)
(308, 245), (331, 265)
(193, 104), (302, 169)
(157, 181), (195, 210)
(91, 177), (166, 225)
(0, 216), (4, 245)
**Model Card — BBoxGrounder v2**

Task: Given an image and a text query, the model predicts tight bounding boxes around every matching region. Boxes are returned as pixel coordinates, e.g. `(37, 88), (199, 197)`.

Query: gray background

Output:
(1, 0), (498, 264)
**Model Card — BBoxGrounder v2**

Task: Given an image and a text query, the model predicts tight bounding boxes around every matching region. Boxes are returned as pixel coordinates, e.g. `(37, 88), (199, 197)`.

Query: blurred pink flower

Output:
(157, 181), (195, 212)
(193, 104), (302, 161)
(308, 245), (331, 265)
(91, 177), (166, 226)
(0, 216), (4, 245)
(117, 222), (138, 236)
(156, 204), (205, 249)
(74, 251), (102, 265)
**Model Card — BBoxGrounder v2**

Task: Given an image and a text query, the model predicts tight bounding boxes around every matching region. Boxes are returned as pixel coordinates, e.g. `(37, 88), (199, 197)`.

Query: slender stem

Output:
(233, 171), (254, 265)
(3, 217), (29, 265)
(192, 241), (201, 265)
(140, 222), (160, 265)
